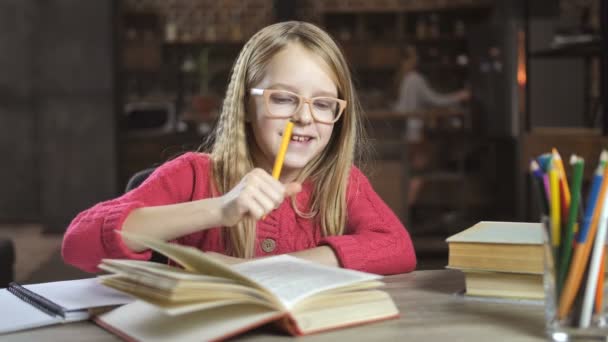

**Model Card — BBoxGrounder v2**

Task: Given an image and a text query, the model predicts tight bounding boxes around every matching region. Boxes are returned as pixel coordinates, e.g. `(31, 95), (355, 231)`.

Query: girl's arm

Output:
(62, 153), (300, 272)
(319, 167), (417, 275)
(287, 246), (339, 267)
(62, 154), (207, 272)
(122, 168), (301, 252)
(121, 197), (224, 252)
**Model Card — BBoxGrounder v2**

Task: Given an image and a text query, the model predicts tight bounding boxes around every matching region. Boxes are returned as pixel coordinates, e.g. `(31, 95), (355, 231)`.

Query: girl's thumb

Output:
(285, 182), (302, 196)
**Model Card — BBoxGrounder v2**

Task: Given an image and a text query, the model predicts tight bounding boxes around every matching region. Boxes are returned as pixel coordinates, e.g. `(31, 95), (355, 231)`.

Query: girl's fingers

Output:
(234, 169), (303, 221)
(241, 193), (265, 219)
(257, 179), (285, 205)
(246, 186), (276, 214)
(255, 171), (285, 195)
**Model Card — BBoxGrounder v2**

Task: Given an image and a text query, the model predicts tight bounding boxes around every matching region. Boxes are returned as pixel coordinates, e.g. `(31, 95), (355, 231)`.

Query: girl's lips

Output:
(280, 132), (314, 141)
(280, 132), (314, 147)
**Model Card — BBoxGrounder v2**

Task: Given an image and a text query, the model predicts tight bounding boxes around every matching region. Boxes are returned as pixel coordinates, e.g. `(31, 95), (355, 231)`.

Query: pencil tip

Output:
(552, 148), (562, 160)
(570, 154), (582, 164)
(530, 159), (539, 171)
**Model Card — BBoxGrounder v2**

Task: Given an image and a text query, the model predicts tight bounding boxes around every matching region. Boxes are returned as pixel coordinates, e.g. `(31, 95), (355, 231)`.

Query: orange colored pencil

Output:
(558, 164), (608, 319)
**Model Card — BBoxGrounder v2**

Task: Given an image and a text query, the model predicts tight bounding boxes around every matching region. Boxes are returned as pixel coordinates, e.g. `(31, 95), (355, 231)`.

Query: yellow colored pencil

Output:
(552, 148), (571, 214)
(272, 121), (294, 179)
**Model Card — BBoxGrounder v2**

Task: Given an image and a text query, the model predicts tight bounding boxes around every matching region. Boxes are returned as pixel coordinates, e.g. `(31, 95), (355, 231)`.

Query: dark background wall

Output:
(0, 1), (118, 232)
(528, 0), (586, 128)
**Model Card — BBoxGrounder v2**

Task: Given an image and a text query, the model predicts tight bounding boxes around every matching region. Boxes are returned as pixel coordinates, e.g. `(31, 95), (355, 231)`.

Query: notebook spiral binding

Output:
(7, 282), (66, 318)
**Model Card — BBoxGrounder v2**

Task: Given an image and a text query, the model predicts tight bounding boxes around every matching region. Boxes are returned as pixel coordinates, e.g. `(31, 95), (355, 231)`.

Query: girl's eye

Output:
(270, 93), (297, 104)
(313, 100), (334, 110)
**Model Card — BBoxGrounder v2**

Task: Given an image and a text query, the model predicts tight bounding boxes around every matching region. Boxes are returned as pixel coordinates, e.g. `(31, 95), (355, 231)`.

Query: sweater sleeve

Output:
(61, 153), (202, 273)
(319, 167), (417, 275)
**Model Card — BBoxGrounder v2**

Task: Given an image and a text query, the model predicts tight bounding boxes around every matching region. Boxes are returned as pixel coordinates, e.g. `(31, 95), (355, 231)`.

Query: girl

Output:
(62, 21), (416, 275)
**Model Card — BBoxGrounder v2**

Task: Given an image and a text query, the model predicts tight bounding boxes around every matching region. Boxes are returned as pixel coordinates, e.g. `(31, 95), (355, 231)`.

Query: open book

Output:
(95, 232), (399, 342)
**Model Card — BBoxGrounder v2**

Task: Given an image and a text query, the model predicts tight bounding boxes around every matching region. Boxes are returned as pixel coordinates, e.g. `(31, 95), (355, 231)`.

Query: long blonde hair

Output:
(207, 21), (366, 258)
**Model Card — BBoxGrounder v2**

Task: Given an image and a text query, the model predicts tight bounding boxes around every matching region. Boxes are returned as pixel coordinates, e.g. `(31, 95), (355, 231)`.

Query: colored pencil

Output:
(272, 121), (294, 180)
(579, 177), (608, 328)
(557, 155), (584, 295)
(530, 160), (549, 215)
(552, 148), (571, 219)
(558, 163), (608, 319)
(549, 165), (561, 249)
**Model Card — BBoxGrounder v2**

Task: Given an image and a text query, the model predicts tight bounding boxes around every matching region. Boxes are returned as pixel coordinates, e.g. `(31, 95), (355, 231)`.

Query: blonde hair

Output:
(207, 21), (366, 258)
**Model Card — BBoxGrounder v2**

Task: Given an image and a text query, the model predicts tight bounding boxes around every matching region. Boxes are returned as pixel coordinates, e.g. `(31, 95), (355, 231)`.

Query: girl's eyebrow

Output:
(267, 83), (338, 98)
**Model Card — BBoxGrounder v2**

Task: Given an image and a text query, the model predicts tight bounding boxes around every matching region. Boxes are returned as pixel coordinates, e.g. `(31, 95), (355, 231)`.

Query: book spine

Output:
(7, 282), (66, 318)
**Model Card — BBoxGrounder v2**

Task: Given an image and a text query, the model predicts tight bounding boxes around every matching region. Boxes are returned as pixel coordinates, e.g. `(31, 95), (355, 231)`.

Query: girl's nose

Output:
(292, 102), (313, 125)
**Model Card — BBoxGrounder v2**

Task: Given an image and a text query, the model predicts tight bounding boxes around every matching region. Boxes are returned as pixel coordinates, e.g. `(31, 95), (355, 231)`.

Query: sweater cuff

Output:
(319, 235), (367, 271)
(101, 201), (152, 261)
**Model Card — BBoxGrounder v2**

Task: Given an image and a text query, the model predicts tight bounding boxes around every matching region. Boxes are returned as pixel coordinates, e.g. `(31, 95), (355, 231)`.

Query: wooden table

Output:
(1, 270), (547, 342)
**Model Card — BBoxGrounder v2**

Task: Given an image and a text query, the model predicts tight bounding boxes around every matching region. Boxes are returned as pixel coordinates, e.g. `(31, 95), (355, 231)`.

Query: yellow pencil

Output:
(552, 148), (571, 214)
(272, 121), (294, 179)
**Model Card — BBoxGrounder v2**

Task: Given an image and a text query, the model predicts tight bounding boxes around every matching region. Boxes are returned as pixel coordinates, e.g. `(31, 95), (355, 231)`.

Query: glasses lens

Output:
(267, 91), (299, 117)
(312, 98), (340, 122)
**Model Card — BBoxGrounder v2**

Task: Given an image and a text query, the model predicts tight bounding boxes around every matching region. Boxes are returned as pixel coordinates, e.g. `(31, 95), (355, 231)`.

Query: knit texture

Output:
(62, 152), (417, 274)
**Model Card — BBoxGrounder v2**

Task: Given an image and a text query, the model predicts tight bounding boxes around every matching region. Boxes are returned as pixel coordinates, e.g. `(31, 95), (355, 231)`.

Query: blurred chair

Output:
(125, 167), (168, 264)
(0, 238), (15, 287)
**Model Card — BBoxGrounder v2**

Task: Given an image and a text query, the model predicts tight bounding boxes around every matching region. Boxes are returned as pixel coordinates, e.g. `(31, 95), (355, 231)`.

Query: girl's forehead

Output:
(260, 43), (338, 95)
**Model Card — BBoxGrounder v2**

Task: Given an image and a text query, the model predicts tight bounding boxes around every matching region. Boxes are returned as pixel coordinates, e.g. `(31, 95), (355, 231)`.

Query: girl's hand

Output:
(219, 168), (301, 226)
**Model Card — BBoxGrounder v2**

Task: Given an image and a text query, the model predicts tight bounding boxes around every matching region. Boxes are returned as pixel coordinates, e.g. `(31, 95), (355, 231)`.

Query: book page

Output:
(233, 255), (381, 309)
(120, 231), (261, 290)
(289, 290), (399, 335)
(446, 221), (542, 244)
(100, 259), (232, 283)
(97, 301), (282, 342)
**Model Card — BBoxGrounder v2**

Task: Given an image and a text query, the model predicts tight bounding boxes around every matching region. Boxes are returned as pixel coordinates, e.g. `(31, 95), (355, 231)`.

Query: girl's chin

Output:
(281, 156), (312, 172)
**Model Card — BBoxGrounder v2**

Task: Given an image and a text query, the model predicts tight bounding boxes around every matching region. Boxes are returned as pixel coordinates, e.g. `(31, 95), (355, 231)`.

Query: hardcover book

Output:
(96, 231), (399, 342)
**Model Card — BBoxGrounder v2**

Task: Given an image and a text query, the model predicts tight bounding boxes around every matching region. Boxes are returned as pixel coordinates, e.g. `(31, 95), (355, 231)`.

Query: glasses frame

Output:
(250, 88), (347, 124)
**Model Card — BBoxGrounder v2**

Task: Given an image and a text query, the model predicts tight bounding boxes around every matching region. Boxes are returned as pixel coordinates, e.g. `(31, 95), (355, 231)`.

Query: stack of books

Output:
(446, 221), (547, 300)
(447, 221), (608, 301)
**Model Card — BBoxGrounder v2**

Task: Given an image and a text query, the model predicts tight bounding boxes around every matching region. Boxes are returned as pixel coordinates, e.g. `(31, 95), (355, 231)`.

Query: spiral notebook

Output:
(0, 278), (133, 335)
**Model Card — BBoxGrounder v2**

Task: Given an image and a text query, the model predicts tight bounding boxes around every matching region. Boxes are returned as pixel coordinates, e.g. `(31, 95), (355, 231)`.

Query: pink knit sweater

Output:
(62, 152), (416, 275)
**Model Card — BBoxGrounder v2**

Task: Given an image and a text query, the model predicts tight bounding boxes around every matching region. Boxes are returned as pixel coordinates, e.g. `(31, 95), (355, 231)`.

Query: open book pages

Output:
(101, 231), (384, 312)
(96, 231), (399, 339)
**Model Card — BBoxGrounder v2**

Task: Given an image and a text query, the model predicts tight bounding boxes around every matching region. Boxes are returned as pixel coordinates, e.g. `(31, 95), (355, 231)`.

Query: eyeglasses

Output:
(250, 88), (347, 124)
